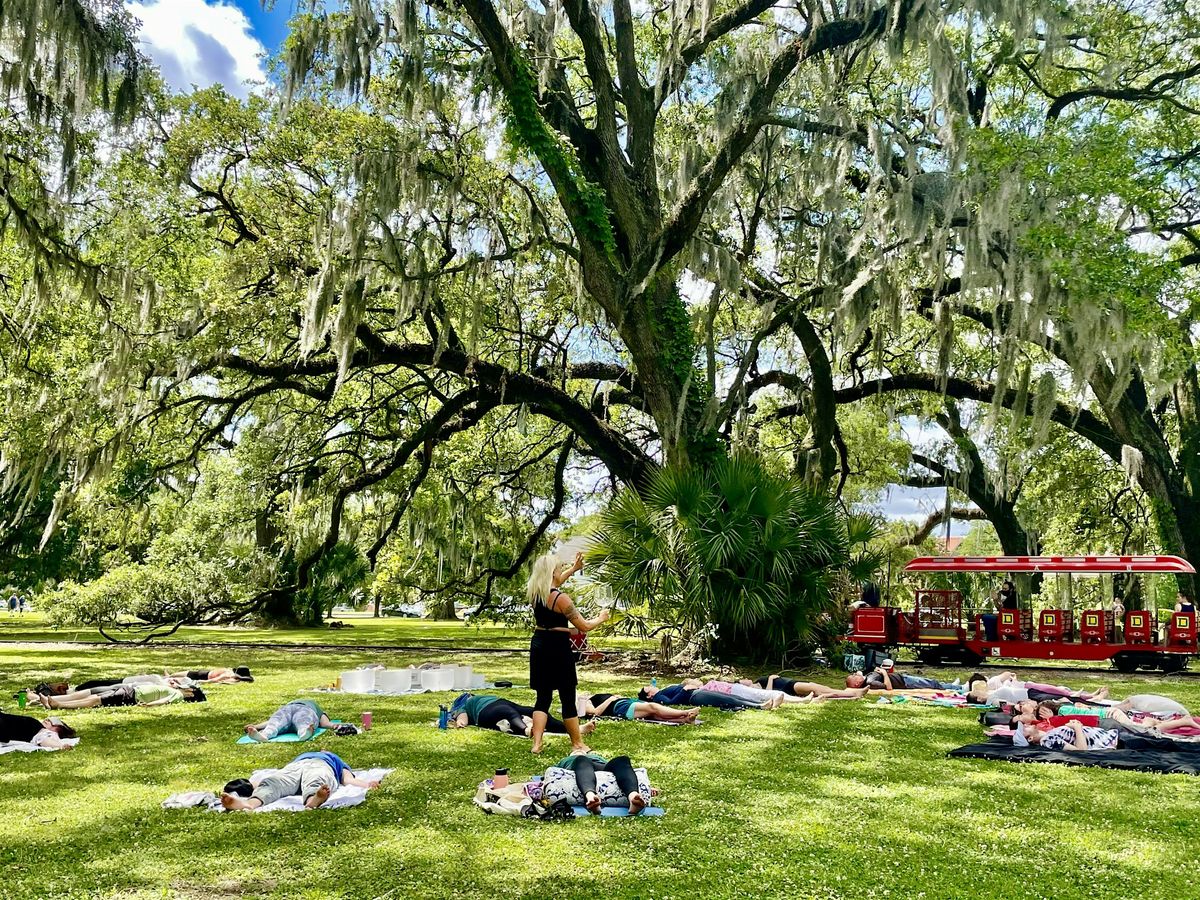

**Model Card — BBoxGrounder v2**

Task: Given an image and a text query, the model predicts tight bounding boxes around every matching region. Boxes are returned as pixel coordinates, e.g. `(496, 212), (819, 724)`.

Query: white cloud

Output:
(127, 0), (267, 98)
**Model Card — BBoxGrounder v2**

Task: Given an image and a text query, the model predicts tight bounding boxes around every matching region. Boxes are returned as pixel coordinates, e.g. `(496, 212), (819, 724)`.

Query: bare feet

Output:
(531, 739), (543, 754)
(581, 720), (597, 736)
(585, 792), (602, 814)
(760, 700), (773, 709)
(1093, 687), (1110, 700)
(221, 793), (250, 811)
(628, 792), (647, 815)
(245, 726), (269, 743)
(683, 707), (700, 723)
(306, 784), (332, 809)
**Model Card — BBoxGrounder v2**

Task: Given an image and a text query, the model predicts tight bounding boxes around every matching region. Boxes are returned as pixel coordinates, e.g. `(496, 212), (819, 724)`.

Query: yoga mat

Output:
(236, 723), (343, 744)
(0, 738), (79, 755)
(571, 805), (665, 817)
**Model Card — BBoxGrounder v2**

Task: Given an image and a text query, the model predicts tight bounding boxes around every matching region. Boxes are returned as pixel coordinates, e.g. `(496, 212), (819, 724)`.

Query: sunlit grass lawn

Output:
(2, 629), (1200, 899)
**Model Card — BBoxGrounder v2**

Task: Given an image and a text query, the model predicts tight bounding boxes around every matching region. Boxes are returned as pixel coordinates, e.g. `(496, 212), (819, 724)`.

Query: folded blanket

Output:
(949, 736), (1200, 775)
(235, 723), (344, 744)
(0, 738), (79, 755)
(161, 768), (394, 812)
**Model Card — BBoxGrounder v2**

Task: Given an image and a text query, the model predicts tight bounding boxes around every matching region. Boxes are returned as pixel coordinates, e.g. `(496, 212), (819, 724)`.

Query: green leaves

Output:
(588, 452), (857, 662)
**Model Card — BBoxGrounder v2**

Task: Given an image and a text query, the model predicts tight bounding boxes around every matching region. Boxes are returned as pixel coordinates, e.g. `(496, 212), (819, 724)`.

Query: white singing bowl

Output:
(377, 669), (412, 693)
(340, 669), (375, 693)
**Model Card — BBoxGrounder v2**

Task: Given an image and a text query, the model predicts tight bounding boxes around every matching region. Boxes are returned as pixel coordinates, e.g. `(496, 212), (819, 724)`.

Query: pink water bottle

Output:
(362, 711), (373, 731)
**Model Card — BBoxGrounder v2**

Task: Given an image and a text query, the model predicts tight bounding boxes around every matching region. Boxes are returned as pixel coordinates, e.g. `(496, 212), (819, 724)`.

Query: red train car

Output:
(851, 555), (1197, 673)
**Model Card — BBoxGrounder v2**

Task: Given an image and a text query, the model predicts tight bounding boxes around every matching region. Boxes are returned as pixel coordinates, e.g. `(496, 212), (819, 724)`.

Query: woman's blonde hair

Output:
(526, 552), (559, 606)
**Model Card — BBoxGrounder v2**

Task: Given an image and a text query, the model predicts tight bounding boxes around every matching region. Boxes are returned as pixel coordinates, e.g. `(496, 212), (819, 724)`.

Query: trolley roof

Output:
(903, 555), (1196, 575)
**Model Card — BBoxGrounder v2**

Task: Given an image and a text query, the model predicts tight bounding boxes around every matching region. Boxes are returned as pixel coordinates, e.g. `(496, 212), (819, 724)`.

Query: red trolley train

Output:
(850, 555), (1197, 673)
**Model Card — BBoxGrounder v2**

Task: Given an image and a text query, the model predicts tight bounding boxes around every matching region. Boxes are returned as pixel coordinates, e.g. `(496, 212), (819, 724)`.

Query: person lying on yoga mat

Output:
(638, 682), (771, 710)
(169, 666), (253, 684)
(556, 751), (647, 815)
(966, 675), (1109, 706)
(1016, 720), (1120, 751)
(220, 750), (380, 810)
(245, 699), (332, 742)
(0, 710), (77, 749)
(580, 692), (700, 724)
(746, 675), (867, 700)
(846, 667), (960, 692)
(449, 693), (595, 738)
(33, 682), (206, 709)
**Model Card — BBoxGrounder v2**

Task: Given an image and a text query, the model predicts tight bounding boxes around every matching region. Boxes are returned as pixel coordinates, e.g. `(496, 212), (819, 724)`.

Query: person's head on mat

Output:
(183, 687), (207, 703)
(41, 716), (76, 739)
(637, 685), (659, 701)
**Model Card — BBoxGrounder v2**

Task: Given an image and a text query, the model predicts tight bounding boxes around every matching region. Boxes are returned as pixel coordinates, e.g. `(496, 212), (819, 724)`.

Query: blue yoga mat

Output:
(571, 805), (665, 817)
(236, 723), (341, 744)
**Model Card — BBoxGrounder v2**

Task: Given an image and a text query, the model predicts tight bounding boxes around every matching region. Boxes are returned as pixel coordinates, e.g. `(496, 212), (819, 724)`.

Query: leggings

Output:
(534, 686), (577, 723)
(563, 755), (639, 799)
(75, 678), (123, 691)
(691, 689), (762, 711)
(478, 700), (569, 735)
(757, 676), (799, 696)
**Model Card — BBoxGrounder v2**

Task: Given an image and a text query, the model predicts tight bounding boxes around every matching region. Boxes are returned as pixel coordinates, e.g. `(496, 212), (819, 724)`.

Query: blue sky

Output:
(125, 1), (299, 97)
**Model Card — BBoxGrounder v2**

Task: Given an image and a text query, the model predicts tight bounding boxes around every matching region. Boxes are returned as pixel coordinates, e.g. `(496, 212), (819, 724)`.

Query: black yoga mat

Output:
(948, 734), (1200, 776)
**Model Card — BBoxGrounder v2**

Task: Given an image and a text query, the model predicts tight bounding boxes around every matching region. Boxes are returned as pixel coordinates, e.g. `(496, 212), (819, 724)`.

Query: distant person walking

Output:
(526, 551), (608, 754)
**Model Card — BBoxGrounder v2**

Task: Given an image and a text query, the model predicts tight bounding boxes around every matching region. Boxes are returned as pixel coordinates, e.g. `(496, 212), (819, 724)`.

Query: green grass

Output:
(2, 628), (1199, 899)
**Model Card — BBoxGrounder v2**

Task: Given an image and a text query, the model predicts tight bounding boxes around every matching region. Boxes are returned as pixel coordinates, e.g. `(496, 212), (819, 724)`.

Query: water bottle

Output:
(651, 678), (657, 688)
(438, 705), (449, 729)
(17, 689), (27, 709)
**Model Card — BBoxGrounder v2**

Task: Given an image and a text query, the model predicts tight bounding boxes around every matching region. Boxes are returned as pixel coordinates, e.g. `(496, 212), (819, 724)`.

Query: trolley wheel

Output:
(917, 648), (943, 666)
(1113, 653), (1141, 674)
(1160, 655), (1188, 674)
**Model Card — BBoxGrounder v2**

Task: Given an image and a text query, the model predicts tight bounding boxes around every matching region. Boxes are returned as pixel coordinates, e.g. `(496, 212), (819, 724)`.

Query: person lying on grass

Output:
(0, 710), (77, 749)
(245, 699), (332, 742)
(33, 683), (206, 709)
(846, 665), (961, 692)
(638, 681), (772, 710)
(1015, 720), (1120, 751)
(746, 674), (867, 700)
(450, 693), (596, 739)
(70, 674), (192, 692)
(220, 751), (380, 811)
(555, 750), (647, 815)
(169, 666), (253, 684)
(966, 672), (1109, 706)
(579, 692), (700, 724)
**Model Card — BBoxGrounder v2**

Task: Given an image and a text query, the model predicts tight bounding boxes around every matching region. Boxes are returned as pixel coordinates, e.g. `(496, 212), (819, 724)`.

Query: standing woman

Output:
(528, 551), (608, 754)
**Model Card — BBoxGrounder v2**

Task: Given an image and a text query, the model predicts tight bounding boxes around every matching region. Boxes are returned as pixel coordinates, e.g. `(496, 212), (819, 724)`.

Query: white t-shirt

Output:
(986, 675), (1011, 690)
(1125, 694), (1188, 715)
(990, 684), (1030, 703)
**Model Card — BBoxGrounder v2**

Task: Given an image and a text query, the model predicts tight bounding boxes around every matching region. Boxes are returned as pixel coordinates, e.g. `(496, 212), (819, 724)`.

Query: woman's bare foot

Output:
(530, 739), (544, 754)
(585, 792), (602, 814)
(569, 742), (592, 755)
(1093, 687), (1110, 700)
(305, 784), (332, 809)
(683, 707), (700, 723)
(628, 792), (647, 815)
(245, 726), (268, 743)
(581, 720), (597, 736)
(759, 700), (773, 709)
(221, 793), (253, 811)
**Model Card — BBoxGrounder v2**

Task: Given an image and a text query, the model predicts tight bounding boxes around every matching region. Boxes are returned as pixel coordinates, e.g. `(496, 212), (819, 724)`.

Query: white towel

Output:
(163, 768), (395, 813)
(0, 738), (79, 755)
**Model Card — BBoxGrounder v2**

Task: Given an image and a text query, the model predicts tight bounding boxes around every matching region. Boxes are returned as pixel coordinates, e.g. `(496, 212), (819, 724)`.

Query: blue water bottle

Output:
(438, 705), (449, 729)
(651, 678), (657, 688)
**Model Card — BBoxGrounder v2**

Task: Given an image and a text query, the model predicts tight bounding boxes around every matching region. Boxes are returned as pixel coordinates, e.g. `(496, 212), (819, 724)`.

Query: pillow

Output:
(540, 765), (651, 807)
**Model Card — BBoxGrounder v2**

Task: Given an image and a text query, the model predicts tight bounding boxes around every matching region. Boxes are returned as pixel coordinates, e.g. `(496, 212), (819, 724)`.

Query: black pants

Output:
(565, 755), (639, 799)
(534, 686), (577, 722)
(756, 675), (799, 696)
(75, 678), (123, 691)
(477, 699), (569, 735)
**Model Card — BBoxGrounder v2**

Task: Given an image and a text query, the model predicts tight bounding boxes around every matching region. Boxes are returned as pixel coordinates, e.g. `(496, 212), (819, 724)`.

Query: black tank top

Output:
(532, 588), (570, 629)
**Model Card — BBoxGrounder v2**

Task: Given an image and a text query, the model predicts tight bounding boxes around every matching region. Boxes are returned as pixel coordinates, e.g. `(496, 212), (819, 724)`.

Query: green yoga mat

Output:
(236, 723), (341, 744)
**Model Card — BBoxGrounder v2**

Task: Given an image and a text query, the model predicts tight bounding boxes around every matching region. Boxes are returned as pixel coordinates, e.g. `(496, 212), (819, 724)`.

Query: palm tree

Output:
(589, 454), (873, 662)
